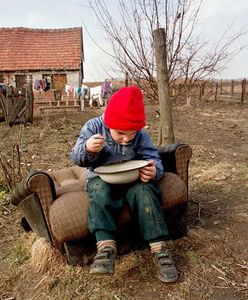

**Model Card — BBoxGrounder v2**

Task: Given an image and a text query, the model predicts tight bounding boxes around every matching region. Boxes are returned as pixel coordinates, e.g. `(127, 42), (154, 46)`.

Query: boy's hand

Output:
(86, 134), (105, 153)
(139, 159), (157, 182)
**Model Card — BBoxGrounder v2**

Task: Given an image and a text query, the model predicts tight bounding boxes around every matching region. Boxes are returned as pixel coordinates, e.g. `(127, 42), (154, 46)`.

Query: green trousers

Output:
(86, 177), (169, 243)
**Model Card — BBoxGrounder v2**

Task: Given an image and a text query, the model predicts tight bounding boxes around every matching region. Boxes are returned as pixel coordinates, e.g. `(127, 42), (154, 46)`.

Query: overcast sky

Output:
(0, 0), (247, 81)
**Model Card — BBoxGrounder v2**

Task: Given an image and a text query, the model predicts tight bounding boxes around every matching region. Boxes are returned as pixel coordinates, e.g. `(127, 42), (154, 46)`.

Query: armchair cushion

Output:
(49, 191), (89, 242)
(49, 166), (86, 197)
(158, 172), (187, 210)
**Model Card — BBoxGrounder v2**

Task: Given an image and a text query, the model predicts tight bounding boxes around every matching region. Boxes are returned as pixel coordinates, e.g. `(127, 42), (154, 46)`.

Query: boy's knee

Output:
(87, 177), (111, 196)
(127, 181), (161, 207)
(129, 181), (155, 194)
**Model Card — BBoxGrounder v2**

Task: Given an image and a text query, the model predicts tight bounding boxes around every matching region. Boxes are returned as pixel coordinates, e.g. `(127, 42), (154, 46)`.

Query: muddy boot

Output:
(90, 247), (116, 275)
(153, 247), (178, 283)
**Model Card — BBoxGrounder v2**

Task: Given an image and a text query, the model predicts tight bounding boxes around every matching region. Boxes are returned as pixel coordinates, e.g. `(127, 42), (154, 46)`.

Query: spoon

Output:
(94, 137), (115, 146)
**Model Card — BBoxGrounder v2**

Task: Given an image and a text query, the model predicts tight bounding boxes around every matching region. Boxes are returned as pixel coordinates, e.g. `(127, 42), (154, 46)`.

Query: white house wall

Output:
(1, 71), (80, 89)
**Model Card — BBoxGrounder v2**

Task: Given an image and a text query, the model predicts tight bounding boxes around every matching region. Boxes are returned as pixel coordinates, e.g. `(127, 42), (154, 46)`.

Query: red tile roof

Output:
(0, 27), (83, 71)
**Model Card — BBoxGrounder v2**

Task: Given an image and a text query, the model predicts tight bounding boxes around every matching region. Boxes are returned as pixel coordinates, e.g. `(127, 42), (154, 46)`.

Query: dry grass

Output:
(0, 101), (248, 299)
(30, 238), (66, 274)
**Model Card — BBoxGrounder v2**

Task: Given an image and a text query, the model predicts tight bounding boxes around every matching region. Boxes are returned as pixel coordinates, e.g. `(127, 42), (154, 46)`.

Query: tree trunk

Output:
(153, 28), (175, 145)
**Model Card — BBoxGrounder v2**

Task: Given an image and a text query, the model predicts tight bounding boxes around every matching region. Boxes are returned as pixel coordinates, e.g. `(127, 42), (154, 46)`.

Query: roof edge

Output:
(0, 68), (80, 73)
(0, 26), (82, 32)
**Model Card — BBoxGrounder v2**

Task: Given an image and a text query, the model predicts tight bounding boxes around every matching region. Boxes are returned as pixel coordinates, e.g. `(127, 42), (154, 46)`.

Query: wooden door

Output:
(52, 74), (67, 90)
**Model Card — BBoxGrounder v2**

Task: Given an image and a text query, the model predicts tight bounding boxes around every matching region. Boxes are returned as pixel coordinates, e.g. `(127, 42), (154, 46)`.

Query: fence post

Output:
(219, 79), (223, 95)
(202, 82), (205, 96)
(241, 79), (246, 103)
(26, 75), (34, 123)
(125, 72), (129, 87)
(214, 83), (218, 101)
(210, 79), (214, 95)
(199, 84), (203, 101)
(231, 80), (234, 97)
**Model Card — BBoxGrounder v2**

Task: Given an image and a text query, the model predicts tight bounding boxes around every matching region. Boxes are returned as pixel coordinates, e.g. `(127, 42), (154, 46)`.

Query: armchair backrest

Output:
(49, 166), (86, 197)
(158, 144), (192, 188)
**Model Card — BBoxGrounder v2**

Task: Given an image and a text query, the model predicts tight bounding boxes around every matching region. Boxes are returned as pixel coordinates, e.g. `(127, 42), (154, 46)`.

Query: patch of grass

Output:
(187, 250), (204, 266)
(0, 189), (6, 196)
(0, 184), (8, 195)
(0, 189), (11, 217)
(0, 189), (7, 201)
(235, 164), (248, 181)
(4, 244), (30, 265)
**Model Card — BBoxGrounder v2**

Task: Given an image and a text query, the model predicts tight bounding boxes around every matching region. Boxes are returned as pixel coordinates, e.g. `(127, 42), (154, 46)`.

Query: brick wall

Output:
(33, 90), (82, 110)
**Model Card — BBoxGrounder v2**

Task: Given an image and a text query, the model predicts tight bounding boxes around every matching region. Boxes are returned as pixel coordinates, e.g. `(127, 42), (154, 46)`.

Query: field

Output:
(0, 99), (248, 300)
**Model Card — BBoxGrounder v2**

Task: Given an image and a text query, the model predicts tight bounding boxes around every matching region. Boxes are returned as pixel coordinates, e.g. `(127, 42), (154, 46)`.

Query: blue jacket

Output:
(71, 115), (164, 181)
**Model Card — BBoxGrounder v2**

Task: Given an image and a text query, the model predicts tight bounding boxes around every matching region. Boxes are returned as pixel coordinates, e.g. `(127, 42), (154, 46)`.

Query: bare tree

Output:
(88, 0), (245, 92)
(87, 0), (246, 143)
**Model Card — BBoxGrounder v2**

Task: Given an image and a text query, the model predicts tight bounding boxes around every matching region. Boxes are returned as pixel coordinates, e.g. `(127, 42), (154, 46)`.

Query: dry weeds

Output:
(30, 238), (66, 274)
(0, 101), (248, 300)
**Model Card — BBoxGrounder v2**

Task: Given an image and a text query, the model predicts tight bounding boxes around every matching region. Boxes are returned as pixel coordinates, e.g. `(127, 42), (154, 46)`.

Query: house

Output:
(0, 27), (84, 109)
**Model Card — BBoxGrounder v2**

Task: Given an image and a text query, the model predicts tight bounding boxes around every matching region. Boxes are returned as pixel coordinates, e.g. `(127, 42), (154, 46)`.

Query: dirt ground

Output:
(0, 99), (247, 300)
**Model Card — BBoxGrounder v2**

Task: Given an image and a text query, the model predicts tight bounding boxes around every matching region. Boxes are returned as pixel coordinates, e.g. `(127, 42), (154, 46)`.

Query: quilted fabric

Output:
(49, 191), (89, 242)
(175, 145), (192, 187)
(158, 172), (187, 209)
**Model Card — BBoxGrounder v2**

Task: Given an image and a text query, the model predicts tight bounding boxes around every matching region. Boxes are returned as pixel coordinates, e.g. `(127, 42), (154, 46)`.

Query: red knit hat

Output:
(104, 86), (146, 131)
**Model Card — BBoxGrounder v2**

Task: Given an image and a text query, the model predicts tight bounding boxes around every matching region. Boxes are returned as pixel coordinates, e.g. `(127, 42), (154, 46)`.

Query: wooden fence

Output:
(0, 79), (33, 126)
(170, 79), (247, 104)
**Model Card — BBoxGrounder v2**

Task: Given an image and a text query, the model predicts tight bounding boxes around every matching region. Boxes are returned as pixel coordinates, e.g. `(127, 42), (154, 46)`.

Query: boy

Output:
(71, 86), (178, 283)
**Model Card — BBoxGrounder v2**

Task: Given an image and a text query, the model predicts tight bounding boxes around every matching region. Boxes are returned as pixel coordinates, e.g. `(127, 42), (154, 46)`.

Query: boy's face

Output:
(110, 129), (137, 145)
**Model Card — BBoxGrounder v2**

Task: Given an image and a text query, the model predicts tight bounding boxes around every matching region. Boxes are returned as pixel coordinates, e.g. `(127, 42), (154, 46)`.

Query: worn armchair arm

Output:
(158, 143), (192, 239)
(10, 171), (60, 248)
(10, 170), (41, 206)
(158, 143), (192, 189)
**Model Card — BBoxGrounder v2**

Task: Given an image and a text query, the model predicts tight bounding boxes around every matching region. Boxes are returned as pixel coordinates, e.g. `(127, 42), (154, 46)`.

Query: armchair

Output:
(10, 144), (192, 265)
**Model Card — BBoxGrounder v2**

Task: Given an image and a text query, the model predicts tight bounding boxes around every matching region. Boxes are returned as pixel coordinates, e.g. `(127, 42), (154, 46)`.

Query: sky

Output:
(0, 0), (247, 81)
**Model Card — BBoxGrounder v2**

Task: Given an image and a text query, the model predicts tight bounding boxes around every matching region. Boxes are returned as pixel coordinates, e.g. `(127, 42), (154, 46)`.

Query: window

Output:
(42, 73), (67, 90)
(42, 74), (52, 83)
(42, 74), (51, 91)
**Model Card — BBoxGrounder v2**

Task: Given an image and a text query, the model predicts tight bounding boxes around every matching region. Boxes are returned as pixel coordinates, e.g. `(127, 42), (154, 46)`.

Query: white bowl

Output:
(94, 160), (149, 184)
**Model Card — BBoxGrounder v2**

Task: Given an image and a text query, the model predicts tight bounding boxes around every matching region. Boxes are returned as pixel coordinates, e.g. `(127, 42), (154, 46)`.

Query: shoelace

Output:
(94, 247), (115, 260)
(155, 251), (173, 265)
